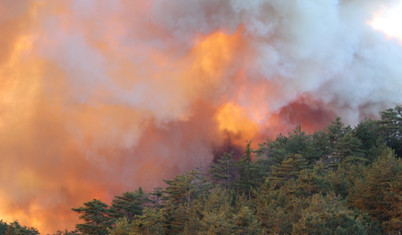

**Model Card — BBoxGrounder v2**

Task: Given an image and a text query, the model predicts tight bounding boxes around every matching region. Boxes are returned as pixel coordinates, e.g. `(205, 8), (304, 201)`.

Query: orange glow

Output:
(183, 30), (243, 100)
(192, 31), (238, 78)
(216, 102), (259, 145)
(1, 0), (386, 233)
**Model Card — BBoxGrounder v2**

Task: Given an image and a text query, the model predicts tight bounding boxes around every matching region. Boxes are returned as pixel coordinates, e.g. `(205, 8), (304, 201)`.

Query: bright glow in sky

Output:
(370, 2), (402, 40)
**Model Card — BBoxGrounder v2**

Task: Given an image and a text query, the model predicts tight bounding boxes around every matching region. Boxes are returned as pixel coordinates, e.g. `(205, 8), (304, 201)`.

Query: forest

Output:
(2, 106), (401, 234)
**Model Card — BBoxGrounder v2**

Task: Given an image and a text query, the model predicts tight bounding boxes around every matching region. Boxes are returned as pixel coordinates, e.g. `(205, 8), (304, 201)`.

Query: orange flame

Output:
(216, 102), (259, 146)
(0, 1), (365, 233)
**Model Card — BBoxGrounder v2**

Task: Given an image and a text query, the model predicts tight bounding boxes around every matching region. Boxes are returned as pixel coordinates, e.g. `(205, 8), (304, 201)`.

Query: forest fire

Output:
(216, 102), (260, 146)
(1, 0), (402, 233)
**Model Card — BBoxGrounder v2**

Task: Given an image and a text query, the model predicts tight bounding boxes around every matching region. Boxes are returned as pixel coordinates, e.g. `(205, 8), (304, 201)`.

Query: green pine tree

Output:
(349, 147), (402, 233)
(209, 153), (237, 190)
(72, 199), (112, 235)
(271, 154), (308, 185)
(109, 188), (148, 222)
(378, 106), (402, 157)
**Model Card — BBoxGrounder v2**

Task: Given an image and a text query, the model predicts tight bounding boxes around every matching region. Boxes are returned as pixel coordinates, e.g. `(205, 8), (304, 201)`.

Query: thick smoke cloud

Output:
(0, 0), (401, 232)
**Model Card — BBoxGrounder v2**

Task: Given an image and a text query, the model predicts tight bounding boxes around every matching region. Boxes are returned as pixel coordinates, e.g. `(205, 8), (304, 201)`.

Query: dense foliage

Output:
(0, 220), (39, 235)
(70, 106), (402, 234)
(4, 107), (400, 234)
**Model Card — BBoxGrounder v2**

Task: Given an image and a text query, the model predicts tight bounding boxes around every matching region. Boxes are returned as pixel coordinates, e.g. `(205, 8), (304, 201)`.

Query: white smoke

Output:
(38, 0), (402, 124)
(1, 0), (402, 232)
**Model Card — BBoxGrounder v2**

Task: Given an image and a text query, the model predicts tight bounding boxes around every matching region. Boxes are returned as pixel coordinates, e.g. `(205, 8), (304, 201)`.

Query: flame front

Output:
(1, 0), (402, 233)
(216, 102), (260, 146)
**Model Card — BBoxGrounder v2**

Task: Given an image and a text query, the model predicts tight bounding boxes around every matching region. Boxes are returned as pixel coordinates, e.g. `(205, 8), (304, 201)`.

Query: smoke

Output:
(0, 0), (401, 232)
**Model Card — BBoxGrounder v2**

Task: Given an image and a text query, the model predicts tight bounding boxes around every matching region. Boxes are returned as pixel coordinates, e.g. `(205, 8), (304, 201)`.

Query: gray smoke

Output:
(0, 0), (401, 233)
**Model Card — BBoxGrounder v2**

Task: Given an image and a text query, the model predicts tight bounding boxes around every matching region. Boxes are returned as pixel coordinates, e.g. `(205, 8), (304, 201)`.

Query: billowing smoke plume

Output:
(1, 0), (401, 232)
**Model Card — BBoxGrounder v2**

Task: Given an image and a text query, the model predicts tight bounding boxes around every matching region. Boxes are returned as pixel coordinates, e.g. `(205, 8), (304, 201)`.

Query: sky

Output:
(0, 0), (401, 233)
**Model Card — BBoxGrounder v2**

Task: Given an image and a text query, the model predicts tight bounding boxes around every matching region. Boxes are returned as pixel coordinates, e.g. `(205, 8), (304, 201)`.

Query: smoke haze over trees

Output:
(1, 0), (402, 232)
(68, 107), (401, 234)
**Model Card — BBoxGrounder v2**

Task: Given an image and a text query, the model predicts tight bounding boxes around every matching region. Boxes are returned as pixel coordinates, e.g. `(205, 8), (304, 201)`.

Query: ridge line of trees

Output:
(4, 106), (401, 234)
(69, 106), (402, 234)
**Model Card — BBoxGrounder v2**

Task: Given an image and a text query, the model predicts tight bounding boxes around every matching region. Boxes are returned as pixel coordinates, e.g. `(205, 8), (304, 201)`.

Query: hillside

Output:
(66, 106), (401, 234)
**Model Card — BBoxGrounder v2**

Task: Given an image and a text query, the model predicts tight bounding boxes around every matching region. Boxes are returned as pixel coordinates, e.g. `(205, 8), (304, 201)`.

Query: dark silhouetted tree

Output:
(349, 147), (402, 233)
(378, 106), (402, 157)
(209, 153), (237, 189)
(72, 199), (112, 235)
(109, 187), (148, 222)
(0, 220), (39, 235)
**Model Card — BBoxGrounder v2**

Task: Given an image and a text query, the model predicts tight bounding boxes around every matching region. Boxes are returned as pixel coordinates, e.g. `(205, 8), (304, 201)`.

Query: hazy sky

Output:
(0, 0), (401, 233)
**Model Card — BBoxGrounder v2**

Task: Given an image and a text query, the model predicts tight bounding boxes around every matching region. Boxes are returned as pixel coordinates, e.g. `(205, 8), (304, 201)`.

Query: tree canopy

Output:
(9, 106), (398, 234)
(72, 106), (402, 234)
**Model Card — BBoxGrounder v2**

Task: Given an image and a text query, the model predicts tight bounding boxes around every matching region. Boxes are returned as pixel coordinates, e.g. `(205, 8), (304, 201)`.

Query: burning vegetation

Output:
(0, 0), (402, 233)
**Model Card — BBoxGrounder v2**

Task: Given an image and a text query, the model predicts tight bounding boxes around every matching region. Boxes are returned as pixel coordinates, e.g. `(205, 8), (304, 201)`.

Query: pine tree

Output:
(197, 189), (236, 235)
(72, 199), (113, 235)
(256, 179), (306, 234)
(312, 129), (330, 160)
(325, 160), (366, 199)
(257, 134), (289, 167)
(131, 208), (165, 235)
(292, 193), (377, 235)
(232, 195), (261, 234)
(353, 118), (380, 161)
(349, 147), (402, 233)
(326, 117), (348, 167)
(296, 164), (330, 197)
(271, 154), (308, 185)
(109, 187), (148, 222)
(208, 152), (237, 190)
(163, 170), (210, 234)
(328, 117), (347, 145)
(236, 142), (262, 197)
(257, 126), (317, 169)
(285, 126), (314, 162)
(0, 220), (39, 235)
(0, 221), (7, 234)
(108, 217), (131, 235)
(149, 187), (164, 209)
(336, 132), (365, 161)
(378, 106), (402, 157)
